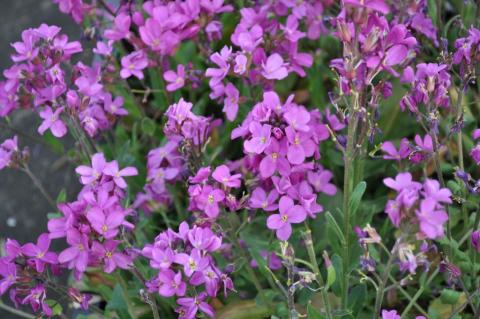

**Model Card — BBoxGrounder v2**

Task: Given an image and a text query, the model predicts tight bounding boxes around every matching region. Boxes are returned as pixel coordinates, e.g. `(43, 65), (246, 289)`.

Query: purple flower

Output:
(58, 229), (90, 272)
(206, 46), (231, 87)
(422, 179), (452, 205)
(0, 260), (16, 295)
(175, 248), (209, 277)
(267, 196), (307, 240)
(87, 208), (124, 239)
(212, 165), (241, 188)
(104, 13), (131, 40)
(11, 29), (38, 62)
(164, 64), (186, 92)
(381, 138), (410, 161)
(285, 126), (315, 165)
(158, 269), (186, 297)
(92, 240), (131, 273)
(176, 293), (214, 319)
(21, 233), (57, 272)
(259, 139), (291, 178)
(284, 106), (311, 132)
(307, 169), (337, 195)
(472, 231), (480, 252)
(262, 53), (288, 80)
(38, 107), (67, 138)
(196, 186), (225, 218)
(244, 122), (272, 154)
(234, 54), (247, 75)
(249, 188), (279, 211)
(120, 51), (148, 80)
(75, 153), (107, 185)
(103, 93), (127, 116)
(344, 0), (390, 14)
(381, 309), (400, 319)
(223, 83), (239, 121)
(416, 198), (448, 239)
(103, 161), (138, 188)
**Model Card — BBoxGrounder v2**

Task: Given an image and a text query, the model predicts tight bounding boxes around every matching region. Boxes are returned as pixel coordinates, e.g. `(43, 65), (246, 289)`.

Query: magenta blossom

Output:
(249, 187), (279, 211)
(38, 107), (67, 138)
(158, 269), (187, 297)
(344, 0), (390, 14)
(244, 123), (272, 154)
(120, 50), (148, 80)
(416, 198), (448, 239)
(75, 153), (107, 185)
(103, 160), (138, 188)
(21, 233), (57, 273)
(92, 240), (131, 273)
(164, 64), (186, 92)
(212, 165), (241, 188)
(267, 196), (307, 240)
(381, 138), (410, 161)
(87, 208), (124, 239)
(58, 230), (90, 272)
(223, 82), (239, 121)
(262, 53), (288, 80)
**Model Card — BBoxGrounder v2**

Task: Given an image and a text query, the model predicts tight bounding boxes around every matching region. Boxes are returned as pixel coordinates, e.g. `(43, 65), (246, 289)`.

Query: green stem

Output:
(21, 165), (56, 210)
(303, 225), (333, 319)
(116, 273), (138, 319)
(0, 300), (35, 319)
(373, 242), (398, 318)
(227, 214), (270, 308)
(341, 95), (359, 308)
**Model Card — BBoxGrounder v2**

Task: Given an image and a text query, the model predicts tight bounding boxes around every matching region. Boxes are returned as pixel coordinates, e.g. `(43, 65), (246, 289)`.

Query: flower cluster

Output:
(188, 165), (244, 221)
(383, 172), (451, 239)
(205, 0), (328, 120)
(48, 153), (137, 278)
(135, 98), (220, 211)
(0, 135), (25, 170)
(142, 222), (233, 318)
(380, 133), (434, 164)
(331, 2), (417, 95)
(232, 91), (337, 240)
(0, 24), (128, 138)
(453, 26), (480, 76)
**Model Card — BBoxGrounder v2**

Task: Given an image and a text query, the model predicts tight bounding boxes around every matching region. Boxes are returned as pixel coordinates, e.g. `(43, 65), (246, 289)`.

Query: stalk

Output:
(303, 225), (333, 319)
(373, 242), (398, 318)
(341, 93), (360, 308)
(21, 165), (56, 210)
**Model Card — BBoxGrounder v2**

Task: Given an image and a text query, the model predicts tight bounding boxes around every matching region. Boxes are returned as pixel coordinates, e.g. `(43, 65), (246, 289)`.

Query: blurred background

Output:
(0, 1), (78, 317)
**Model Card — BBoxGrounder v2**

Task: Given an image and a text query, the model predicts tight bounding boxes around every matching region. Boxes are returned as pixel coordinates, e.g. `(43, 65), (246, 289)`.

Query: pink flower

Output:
(164, 65), (186, 92)
(344, 0), (390, 14)
(416, 198), (448, 239)
(157, 269), (187, 297)
(120, 51), (148, 80)
(234, 54), (247, 75)
(381, 310), (400, 319)
(175, 249), (209, 277)
(104, 13), (131, 40)
(103, 93), (127, 116)
(75, 153), (107, 185)
(206, 46), (231, 87)
(58, 230), (90, 272)
(262, 53), (288, 80)
(381, 138), (410, 160)
(307, 169), (337, 195)
(223, 83), (239, 121)
(38, 107), (67, 138)
(259, 139), (291, 178)
(267, 196), (307, 240)
(284, 106), (311, 132)
(212, 165), (241, 188)
(422, 179), (452, 205)
(196, 186), (225, 218)
(21, 233), (57, 272)
(244, 122), (272, 154)
(87, 207), (124, 239)
(103, 161), (138, 188)
(92, 240), (131, 273)
(249, 187), (279, 211)
(0, 260), (17, 295)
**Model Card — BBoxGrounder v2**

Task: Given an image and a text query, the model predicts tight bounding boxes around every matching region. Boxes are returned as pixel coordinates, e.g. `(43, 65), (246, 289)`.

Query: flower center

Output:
(272, 152), (278, 159)
(260, 137), (266, 143)
(36, 251), (45, 259)
(77, 244), (84, 251)
(189, 259), (197, 270)
(208, 194), (215, 203)
(281, 215), (288, 222)
(102, 225), (108, 233)
(294, 137), (300, 145)
(105, 251), (113, 258)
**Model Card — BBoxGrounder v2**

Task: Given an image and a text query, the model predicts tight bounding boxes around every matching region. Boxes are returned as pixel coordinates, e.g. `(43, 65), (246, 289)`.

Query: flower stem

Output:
(303, 224), (333, 319)
(373, 241), (398, 319)
(116, 272), (138, 319)
(0, 300), (35, 319)
(21, 165), (56, 210)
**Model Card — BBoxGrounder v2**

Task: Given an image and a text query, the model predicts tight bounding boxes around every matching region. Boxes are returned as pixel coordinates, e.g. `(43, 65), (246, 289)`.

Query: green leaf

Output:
(325, 211), (345, 244)
(325, 259), (336, 290)
(307, 304), (326, 319)
(56, 188), (67, 204)
(348, 182), (367, 217)
(141, 117), (156, 136)
(440, 289), (463, 305)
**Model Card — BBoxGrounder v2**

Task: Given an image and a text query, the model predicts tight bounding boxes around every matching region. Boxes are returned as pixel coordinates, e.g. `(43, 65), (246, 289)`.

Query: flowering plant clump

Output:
(2, 0), (480, 318)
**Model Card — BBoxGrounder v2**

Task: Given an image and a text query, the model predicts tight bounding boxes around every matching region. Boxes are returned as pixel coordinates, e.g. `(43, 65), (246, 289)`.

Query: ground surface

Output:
(0, 1), (79, 317)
